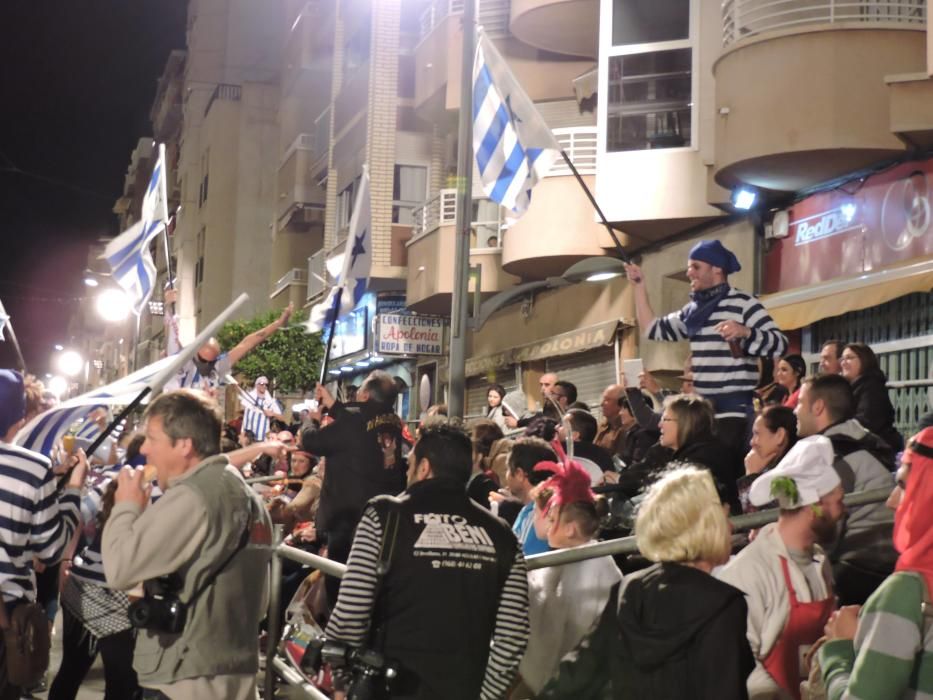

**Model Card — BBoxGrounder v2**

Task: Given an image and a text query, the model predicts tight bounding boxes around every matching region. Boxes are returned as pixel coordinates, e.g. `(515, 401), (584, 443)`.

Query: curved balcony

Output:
(509, 0), (597, 58)
(502, 127), (634, 278)
(406, 191), (521, 314)
(714, 1), (926, 192)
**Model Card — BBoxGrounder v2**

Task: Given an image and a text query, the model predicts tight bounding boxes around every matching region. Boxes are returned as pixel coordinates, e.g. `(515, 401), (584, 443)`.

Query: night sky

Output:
(0, 2), (187, 375)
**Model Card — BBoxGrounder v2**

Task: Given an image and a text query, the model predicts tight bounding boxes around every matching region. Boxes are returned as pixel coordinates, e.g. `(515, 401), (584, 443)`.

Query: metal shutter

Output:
(546, 347), (616, 419)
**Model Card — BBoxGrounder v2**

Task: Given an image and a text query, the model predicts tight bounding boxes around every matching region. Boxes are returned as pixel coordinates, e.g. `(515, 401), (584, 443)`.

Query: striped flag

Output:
(14, 293), (250, 459)
(304, 166), (371, 333)
(473, 28), (560, 215)
(14, 356), (175, 457)
(102, 144), (169, 315)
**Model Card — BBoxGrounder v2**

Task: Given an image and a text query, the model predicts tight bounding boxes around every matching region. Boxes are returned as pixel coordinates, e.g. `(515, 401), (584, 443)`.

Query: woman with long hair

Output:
(774, 353), (806, 409)
(737, 405), (798, 513)
(840, 342), (904, 452)
(538, 467), (753, 699)
(486, 383), (512, 431)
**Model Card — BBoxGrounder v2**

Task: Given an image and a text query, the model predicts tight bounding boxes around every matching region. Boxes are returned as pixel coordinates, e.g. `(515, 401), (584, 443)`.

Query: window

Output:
(603, 0), (693, 153)
(392, 165), (427, 225)
(612, 0), (688, 46)
(607, 49), (692, 152)
(195, 227), (206, 288)
(342, 18), (371, 81)
(337, 177), (360, 230)
(198, 149), (210, 207)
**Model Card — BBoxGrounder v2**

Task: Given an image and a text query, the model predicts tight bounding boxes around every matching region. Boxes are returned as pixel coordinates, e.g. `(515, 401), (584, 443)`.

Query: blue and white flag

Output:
(15, 293), (250, 459)
(304, 166), (372, 333)
(473, 29), (560, 215)
(102, 144), (169, 315)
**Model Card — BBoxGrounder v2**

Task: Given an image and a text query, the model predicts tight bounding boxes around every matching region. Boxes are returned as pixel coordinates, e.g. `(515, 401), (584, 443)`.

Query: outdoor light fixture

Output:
(561, 257), (627, 283)
(328, 369), (341, 376)
(96, 288), (132, 323)
(732, 187), (758, 210)
(148, 300), (165, 316)
(340, 365), (354, 372)
(83, 277), (100, 288)
(841, 203), (856, 223)
(54, 344), (64, 351)
(355, 360), (370, 367)
(92, 359), (104, 370)
(57, 350), (84, 378)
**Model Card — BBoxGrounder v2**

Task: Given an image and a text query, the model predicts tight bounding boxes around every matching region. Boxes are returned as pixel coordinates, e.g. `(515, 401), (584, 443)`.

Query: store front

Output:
(760, 155), (933, 434)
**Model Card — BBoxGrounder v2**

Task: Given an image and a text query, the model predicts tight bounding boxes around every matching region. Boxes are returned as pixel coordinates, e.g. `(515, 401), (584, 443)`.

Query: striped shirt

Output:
(820, 571), (933, 699)
(649, 287), (787, 417)
(326, 504), (530, 700)
(0, 442), (80, 603)
(71, 467), (162, 585)
(165, 352), (233, 394)
(241, 390), (281, 441)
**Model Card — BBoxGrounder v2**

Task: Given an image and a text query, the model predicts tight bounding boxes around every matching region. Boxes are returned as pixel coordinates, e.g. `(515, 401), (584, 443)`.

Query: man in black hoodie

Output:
(300, 370), (406, 603)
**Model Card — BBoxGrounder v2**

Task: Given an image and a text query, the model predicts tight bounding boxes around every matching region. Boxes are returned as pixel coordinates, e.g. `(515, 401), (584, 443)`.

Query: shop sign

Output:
(465, 320), (619, 376)
(378, 315), (446, 355)
(763, 158), (933, 293)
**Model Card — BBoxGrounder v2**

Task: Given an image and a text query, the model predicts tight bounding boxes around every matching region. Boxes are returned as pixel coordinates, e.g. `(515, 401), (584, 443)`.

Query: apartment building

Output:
(170, 0), (286, 345)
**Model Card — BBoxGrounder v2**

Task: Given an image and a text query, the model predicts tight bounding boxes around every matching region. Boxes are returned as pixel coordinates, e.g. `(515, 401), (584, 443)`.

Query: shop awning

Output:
(465, 318), (627, 376)
(761, 257), (933, 330)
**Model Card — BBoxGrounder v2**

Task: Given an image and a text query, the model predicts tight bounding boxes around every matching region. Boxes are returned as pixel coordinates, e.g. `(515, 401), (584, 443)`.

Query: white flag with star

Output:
(304, 166), (371, 333)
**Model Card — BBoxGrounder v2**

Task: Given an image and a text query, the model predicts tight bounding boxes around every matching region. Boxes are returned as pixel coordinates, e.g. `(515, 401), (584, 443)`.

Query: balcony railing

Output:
(547, 127), (597, 177)
(412, 189), (458, 238)
(204, 83), (241, 118)
(722, 0), (926, 46)
(306, 249), (329, 301)
(271, 268), (308, 299)
(418, 0), (509, 43)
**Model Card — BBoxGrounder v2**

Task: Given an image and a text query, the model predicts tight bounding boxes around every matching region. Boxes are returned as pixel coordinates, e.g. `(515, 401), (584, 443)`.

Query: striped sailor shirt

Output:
(71, 467), (162, 586)
(649, 286), (788, 418)
(326, 504), (530, 700)
(0, 442), (81, 603)
(241, 391), (281, 441)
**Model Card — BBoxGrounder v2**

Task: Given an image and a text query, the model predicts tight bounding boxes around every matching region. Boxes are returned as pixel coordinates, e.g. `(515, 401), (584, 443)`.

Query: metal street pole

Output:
(448, 0), (476, 419)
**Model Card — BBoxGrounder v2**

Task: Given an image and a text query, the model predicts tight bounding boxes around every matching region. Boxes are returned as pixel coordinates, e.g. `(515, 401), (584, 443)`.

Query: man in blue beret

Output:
(624, 240), (788, 463)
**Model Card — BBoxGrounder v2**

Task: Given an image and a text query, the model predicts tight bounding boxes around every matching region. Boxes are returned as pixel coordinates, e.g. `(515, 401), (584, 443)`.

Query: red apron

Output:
(762, 556), (835, 700)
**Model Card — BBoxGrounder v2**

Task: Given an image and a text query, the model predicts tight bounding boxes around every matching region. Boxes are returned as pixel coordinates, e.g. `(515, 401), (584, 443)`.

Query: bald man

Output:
(164, 288), (293, 395)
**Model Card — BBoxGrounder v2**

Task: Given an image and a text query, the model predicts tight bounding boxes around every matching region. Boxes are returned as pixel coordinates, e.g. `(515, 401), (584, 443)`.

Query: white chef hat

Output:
(749, 435), (841, 508)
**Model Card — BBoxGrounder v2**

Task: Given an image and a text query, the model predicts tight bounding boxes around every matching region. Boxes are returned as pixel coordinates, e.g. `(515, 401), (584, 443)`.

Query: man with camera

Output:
(102, 390), (272, 700)
(323, 422), (530, 700)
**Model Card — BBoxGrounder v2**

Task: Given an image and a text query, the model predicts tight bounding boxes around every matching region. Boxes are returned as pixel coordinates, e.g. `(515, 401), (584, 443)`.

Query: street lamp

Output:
(96, 288), (132, 323)
(57, 350), (84, 377)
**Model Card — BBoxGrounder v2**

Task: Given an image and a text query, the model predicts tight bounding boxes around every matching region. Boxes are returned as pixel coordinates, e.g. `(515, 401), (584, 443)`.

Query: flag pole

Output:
(0, 299), (27, 373)
(82, 293), (249, 461)
(157, 143), (175, 291)
(559, 150), (632, 264)
(317, 287), (344, 386)
(448, 0), (476, 420)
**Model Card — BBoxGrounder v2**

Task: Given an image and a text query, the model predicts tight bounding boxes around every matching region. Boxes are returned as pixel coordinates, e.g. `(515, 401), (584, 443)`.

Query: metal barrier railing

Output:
(262, 486), (892, 696)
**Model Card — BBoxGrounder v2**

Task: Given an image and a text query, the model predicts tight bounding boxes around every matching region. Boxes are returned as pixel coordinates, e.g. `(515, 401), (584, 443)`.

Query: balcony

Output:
(713, 0), (927, 193)
(271, 268), (308, 308)
(415, 2), (592, 117)
(277, 133), (327, 226)
(306, 249), (330, 302)
(501, 126), (619, 277)
(406, 192), (520, 314)
(509, 0), (597, 57)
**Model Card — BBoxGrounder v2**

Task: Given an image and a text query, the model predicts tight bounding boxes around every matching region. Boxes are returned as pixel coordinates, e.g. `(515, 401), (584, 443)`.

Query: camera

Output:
(304, 636), (398, 700)
(128, 574), (187, 634)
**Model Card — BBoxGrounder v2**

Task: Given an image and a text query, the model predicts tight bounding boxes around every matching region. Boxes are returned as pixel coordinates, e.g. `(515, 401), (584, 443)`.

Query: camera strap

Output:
(186, 507), (254, 606)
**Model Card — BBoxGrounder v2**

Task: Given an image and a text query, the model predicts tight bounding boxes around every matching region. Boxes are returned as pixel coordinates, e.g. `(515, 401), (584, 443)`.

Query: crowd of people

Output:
(0, 239), (929, 700)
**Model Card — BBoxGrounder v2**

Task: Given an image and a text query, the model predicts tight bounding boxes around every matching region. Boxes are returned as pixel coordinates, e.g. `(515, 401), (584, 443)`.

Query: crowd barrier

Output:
(262, 486), (892, 698)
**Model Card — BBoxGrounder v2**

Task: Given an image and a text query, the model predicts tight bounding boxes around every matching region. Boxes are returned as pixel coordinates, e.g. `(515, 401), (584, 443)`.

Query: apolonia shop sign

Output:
(377, 315), (446, 355)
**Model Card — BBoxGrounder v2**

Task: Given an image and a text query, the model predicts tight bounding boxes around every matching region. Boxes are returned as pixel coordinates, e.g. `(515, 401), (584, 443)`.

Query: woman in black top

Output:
(841, 342), (904, 452)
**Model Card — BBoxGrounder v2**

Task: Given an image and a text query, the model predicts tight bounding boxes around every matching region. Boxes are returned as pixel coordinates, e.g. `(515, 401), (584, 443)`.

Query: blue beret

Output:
(688, 240), (741, 274)
(0, 370), (26, 438)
